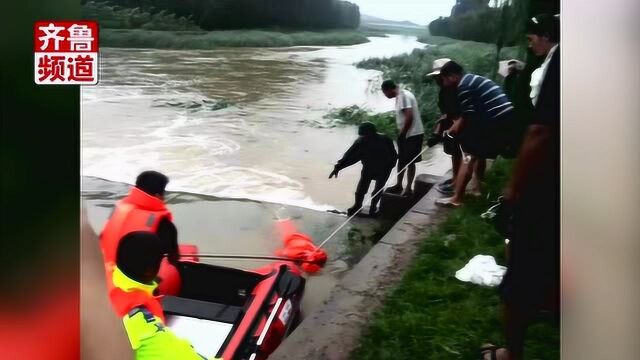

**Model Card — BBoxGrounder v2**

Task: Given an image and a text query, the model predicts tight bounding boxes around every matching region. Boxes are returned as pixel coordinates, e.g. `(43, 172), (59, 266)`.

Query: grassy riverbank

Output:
(101, 28), (371, 49)
(327, 35), (520, 135)
(350, 159), (559, 360)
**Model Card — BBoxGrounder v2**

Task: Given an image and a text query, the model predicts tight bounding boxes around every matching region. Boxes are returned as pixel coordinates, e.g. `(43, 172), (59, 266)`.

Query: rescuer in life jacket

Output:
(100, 171), (180, 294)
(112, 231), (217, 360)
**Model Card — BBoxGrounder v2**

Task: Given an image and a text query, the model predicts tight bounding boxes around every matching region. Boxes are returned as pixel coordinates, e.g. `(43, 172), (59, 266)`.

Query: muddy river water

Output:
(82, 34), (450, 312)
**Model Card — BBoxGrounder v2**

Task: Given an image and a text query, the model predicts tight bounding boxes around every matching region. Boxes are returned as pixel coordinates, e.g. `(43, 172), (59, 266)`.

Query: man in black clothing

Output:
(482, 13), (560, 360)
(329, 122), (397, 217)
(503, 60), (523, 102)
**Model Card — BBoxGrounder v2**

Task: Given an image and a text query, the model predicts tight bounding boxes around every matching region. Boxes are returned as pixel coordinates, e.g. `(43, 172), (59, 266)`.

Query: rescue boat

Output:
(162, 260), (305, 360)
(159, 219), (326, 360)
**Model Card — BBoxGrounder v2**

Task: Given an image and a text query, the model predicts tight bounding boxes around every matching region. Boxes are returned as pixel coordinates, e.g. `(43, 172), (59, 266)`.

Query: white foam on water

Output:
(82, 147), (336, 211)
(82, 37), (440, 212)
(82, 115), (336, 211)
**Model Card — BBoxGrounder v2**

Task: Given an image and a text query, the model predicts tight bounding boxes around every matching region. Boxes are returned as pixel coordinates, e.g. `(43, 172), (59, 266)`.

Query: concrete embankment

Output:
(271, 175), (448, 360)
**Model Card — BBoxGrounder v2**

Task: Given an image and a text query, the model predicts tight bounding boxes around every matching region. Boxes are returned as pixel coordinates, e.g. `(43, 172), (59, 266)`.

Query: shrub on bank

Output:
(100, 28), (370, 49)
(335, 37), (518, 134)
(324, 106), (398, 138)
(82, 1), (200, 31)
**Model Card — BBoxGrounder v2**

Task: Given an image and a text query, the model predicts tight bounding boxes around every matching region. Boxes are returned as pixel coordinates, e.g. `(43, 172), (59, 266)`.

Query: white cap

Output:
(427, 58), (452, 77)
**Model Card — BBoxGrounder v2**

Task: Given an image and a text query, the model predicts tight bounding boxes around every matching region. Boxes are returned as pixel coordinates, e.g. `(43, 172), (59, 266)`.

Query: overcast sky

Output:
(351, 0), (457, 26)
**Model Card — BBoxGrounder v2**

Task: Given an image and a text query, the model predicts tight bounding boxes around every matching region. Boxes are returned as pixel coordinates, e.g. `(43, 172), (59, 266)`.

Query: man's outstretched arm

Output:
(330, 140), (362, 178)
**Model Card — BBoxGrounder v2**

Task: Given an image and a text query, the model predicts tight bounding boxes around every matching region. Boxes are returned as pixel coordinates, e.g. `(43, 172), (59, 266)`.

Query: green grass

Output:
(350, 159), (559, 360)
(100, 28), (371, 49)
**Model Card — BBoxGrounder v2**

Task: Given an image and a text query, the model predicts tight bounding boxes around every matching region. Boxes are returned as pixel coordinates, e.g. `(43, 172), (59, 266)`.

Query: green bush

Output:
(325, 36), (519, 136)
(324, 106), (398, 138)
(353, 37), (517, 133)
(82, 1), (200, 31)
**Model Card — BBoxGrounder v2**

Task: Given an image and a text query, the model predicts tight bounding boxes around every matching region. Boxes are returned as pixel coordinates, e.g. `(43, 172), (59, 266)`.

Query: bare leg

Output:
(503, 303), (530, 360)
(480, 301), (531, 360)
(396, 164), (405, 188)
(450, 156), (476, 204)
(405, 163), (416, 193)
(472, 158), (486, 192)
(452, 151), (462, 182)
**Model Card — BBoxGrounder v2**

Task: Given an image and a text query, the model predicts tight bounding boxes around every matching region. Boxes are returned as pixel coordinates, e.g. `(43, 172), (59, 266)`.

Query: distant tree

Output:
(96, 0), (360, 30)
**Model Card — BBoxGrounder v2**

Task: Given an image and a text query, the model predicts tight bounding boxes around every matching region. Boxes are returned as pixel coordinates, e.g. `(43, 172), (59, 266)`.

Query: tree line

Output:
(429, 0), (559, 45)
(86, 0), (360, 30)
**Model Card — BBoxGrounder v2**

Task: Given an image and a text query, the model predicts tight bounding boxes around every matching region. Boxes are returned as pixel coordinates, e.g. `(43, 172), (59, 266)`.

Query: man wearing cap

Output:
(329, 122), (397, 217)
(381, 80), (425, 197)
(427, 58), (464, 196)
(483, 13), (560, 360)
(435, 61), (514, 207)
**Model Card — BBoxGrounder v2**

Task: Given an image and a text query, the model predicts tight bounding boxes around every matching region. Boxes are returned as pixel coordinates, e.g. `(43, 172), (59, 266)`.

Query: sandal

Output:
(480, 344), (506, 360)
(401, 189), (414, 197)
(435, 197), (461, 208)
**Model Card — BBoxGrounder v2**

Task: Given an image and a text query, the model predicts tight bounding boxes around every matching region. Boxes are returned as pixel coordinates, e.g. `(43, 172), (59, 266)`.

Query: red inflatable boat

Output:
(158, 219), (325, 359)
(103, 218), (325, 359)
(162, 260), (305, 360)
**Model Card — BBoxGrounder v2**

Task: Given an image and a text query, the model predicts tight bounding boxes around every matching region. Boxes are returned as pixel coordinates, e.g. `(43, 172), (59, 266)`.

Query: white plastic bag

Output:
(455, 255), (506, 287)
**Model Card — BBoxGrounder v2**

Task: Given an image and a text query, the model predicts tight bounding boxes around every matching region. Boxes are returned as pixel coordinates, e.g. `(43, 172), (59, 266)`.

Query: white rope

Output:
(317, 142), (433, 249)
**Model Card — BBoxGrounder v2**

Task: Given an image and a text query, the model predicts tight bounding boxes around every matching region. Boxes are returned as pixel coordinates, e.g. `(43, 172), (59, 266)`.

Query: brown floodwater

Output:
(81, 35), (452, 313)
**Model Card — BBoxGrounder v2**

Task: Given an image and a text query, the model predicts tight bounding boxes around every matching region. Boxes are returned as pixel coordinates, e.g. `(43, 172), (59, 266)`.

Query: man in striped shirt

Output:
(436, 61), (514, 207)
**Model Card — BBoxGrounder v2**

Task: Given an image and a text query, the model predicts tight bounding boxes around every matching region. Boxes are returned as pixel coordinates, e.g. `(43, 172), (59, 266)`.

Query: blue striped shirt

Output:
(457, 73), (513, 120)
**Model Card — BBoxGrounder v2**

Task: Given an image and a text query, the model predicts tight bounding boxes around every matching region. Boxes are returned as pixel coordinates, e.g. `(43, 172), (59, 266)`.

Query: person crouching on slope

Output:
(329, 122), (397, 217)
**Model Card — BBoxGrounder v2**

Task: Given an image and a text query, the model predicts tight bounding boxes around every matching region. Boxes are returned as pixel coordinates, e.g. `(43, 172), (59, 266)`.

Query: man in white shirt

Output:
(528, 16), (559, 106)
(381, 80), (424, 196)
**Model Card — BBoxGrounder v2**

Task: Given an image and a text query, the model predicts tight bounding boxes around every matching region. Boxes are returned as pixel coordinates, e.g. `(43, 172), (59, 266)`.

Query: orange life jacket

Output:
(109, 266), (166, 323)
(109, 287), (166, 324)
(100, 187), (173, 291)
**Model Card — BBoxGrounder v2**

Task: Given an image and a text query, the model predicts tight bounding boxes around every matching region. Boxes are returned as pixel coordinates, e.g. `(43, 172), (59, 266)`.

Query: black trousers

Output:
(354, 169), (392, 211)
(499, 187), (559, 313)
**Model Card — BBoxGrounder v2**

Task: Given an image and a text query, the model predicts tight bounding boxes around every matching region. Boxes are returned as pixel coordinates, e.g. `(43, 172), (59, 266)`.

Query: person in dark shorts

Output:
(436, 61), (514, 207)
(380, 80), (425, 197)
(481, 14), (560, 360)
(426, 58), (464, 196)
(329, 122), (397, 217)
